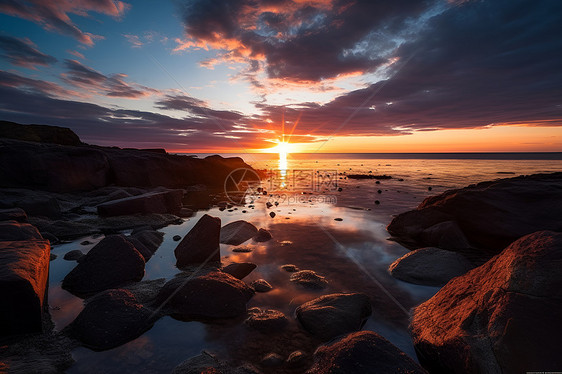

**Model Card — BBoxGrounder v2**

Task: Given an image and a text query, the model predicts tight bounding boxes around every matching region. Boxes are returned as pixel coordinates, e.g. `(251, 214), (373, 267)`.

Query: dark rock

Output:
(67, 289), (156, 351)
(347, 174), (392, 180)
(17, 197), (61, 219)
(0, 120), (82, 146)
(281, 264), (299, 272)
(269, 212), (276, 218)
(307, 331), (426, 373)
(253, 228), (272, 242)
(388, 173), (562, 253)
(127, 229), (164, 261)
(389, 247), (474, 287)
(261, 353), (284, 367)
(374, 200), (380, 205)
(171, 351), (219, 374)
(174, 214), (221, 268)
(222, 262), (257, 280)
(80, 240), (92, 245)
(178, 207), (194, 218)
(220, 220), (258, 245)
(41, 231), (59, 244)
(334, 218), (343, 221)
(286, 351), (307, 368)
(0, 207), (27, 222)
(173, 235), (181, 241)
(62, 235), (145, 297)
(0, 221), (43, 241)
(0, 239), (50, 337)
(411, 231), (562, 373)
(427, 186), (432, 191)
(63, 249), (84, 262)
(290, 270), (328, 289)
(153, 271), (254, 320)
(296, 293), (371, 341)
(245, 308), (288, 332)
(50, 253), (57, 261)
(266, 202), (273, 208)
(420, 220), (471, 250)
(251, 279), (272, 292)
(97, 190), (183, 217)
(232, 245), (253, 253)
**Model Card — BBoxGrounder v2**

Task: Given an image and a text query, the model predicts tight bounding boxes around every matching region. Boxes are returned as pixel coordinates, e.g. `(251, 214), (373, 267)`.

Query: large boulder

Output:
(174, 214), (221, 268)
(0, 221), (43, 241)
(0, 239), (50, 337)
(220, 220), (258, 245)
(0, 208), (27, 222)
(153, 271), (254, 320)
(307, 331), (426, 374)
(97, 190), (183, 217)
(410, 231), (562, 373)
(0, 120), (82, 146)
(125, 229), (164, 261)
(389, 247), (474, 287)
(67, 289), (156, 351)
(62, 235), (145, 297)
(296, 293), (372, 341)
(222, 262), (257, 280)
(388, 173), (562, 253)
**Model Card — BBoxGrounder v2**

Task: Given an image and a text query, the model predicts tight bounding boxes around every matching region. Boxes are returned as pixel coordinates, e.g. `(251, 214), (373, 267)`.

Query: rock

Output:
(261, 353), (284, 367)
(222, 262), (257, 280)
(388, 173), (562, 253)
(50, 253), (57, 261)
(232, 245), (253, 253)
(67, 289), (156, 351)
(0, 120), (82, 145)
(389, 247), (474, 287)
(153, 271), (254, 320)
(63, 249), (84, 262)
(296, 293), (371, 341)
(0, 207), (27, 222)
(410, 231), (562, 373)
(0, 239), (50, 337)
(286, 351), (307, 367)
(220, 220), (258, 245)
(374, 200), (380, 205)
(0, 221), (43, 241)
(97, 190), (183, 217)
(126, 229), (164, 261)
(420, 220), (471, 250)
(281, 264), (299, 272)
(41, 231), (59, 244)
(269, 212), (276, 218)
(307, 331), (426, 374)
(266, 202), (273, 208)
(17, 197), (62, 219)
(174, 214), (221, 268)
(173, 235), (181, 241)
(334, 218), (343, 221)
(171, 351), (219, 374)
(290, 270), (328, 289)
(245, 308), (288, 332)
(253, 228), (272, 242)
(178, 207), (194, 218)
(62, 235), (145, 297)
(251, 279), (272, 292)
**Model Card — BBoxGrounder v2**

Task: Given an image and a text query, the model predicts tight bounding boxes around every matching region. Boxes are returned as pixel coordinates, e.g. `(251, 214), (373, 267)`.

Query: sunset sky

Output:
(1, 0), (561, 153)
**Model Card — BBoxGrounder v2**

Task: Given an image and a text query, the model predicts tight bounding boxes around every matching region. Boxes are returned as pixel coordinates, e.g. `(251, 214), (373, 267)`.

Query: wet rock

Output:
(63, 249), (84, 262)
(97, 190), (183, 217)
(18, 197), (62, 220)
(153, 271), (254, 320)
(0, 239), (50, 337)
(171, 351), (219, 374)
(245, 308), (288, 332)
(50, 253), (57, 261)
(389, 247), (474, 287)
(222, 262), (257, 280)
(0, 207), (27, 222)
(261, 353), (284, 367)
(251, 279), (273, 292)
(307, 331), (426, 373)
(220, 220), (258, 245)
(269, 212), (276, 218)
(411, 231), (562, 373)
(41, 231), (59, 245)
(296, 293), (371, 341)
(266, 202), (273, 208)
(290, 270), (328, 289)
(334, 218), (343, 221)
(253, 228), (272, 242)
(420, 220), (471, 250)
(232, 245), (253, 253)
(388, 172), (562, 253)
(62, 235), (145, 298)
(126, 229), (164, 261)
(281, 264), (299, 272)
(67, 289), (156, 351)
(374, 200), (380, 205)
(178, 207), (194, 218)
(173, 235), (181, 241)
(286, 351), (307, 368)
(174, 214), (221, 268)
(0, 221), (43, 241)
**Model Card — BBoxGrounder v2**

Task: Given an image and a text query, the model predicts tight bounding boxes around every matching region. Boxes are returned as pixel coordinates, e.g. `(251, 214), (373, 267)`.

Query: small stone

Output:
(80, 240), (92, 246)
(261, 353), (284, 367)
(63, 249), (84, 262)
(286, 351), (307, 367)
(290, 270), (328, 289)
(375, 200), (380, 205)
(266, 202), (273, 208)
(375, 181), (380, 184)
(269, 212), (276, 218)
(281, 264), (299, 272)
(246, 308), (287, 332)
(377, 189), (382, 194)
(172, 235), (181, 241)
(232, 245), (253, 253)
(50, 253), (57, 261)
(334, 218), (343, 221)
(337, 187), (343, 192)
(253, 228), (272, 242)
(251, 279), (273, 292)
(428, 186), (433, 191)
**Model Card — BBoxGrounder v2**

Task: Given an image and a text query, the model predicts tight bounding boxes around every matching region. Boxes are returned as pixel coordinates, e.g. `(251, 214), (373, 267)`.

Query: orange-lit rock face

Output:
(0, 239), (51, 337)
(410, 231), (562, 373)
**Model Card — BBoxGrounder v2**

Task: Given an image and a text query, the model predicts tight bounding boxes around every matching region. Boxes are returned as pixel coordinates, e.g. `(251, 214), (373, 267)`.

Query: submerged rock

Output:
(290, 270), (328, 289)
(153, 271), (254, 320)
(389, 247), (474, 287)
(307, 331), (426, 373)
(63, 249), (84, 262)
(67, 289), (156, 351)
(296, 293), (371, 341)
(0, 239), (50, 337)
(281, 264), (299, 272)
(174, 214), (221, 268)
(253, 228), (272, 242)
(250, 279), (273, 292)
(410, 231), (562, 373)
(245, 308), (288, 332)
(222, 262), (257, 280)
(62, 235), (145, 297)
(220, 220), (258, 245)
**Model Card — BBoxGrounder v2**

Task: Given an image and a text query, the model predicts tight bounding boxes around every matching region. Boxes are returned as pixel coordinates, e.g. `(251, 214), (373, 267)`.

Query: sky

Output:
(1, 0), (561, 153)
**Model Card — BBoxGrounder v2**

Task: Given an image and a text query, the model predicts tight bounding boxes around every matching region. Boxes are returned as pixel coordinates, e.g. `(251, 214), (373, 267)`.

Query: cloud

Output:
(155, 94), (244, 121)
(62, 59), (159, 98)
(0, 34), (57, 68)
(67, 49), (85, 59)
(0, 0), (130, 45)
(0, 70), (76, 98)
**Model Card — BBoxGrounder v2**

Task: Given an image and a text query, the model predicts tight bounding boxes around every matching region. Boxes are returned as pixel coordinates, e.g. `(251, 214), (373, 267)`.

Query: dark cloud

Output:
(62, 59), (158, 98)
(155, 94), (244, 121)
(0, 0), (129, 45)
(0, 34), (57, 68)
(0, 70), (74, 97)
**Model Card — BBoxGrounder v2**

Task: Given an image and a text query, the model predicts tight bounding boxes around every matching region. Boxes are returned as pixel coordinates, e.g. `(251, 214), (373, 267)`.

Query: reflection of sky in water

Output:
(47, 157), (562, 372)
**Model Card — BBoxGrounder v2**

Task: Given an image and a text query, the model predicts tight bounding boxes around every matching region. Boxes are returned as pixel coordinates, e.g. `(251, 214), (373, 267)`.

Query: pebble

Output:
(269, 212), (276, 218)
(375, 200), (380, 205)
(172, 235), (181, 241)
(281, 264), (299, 272)
(334, 218), (343, 221)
